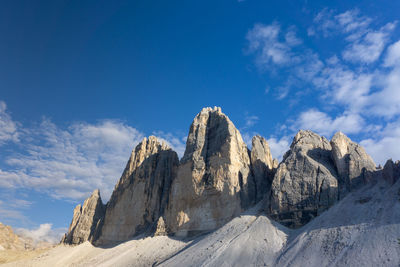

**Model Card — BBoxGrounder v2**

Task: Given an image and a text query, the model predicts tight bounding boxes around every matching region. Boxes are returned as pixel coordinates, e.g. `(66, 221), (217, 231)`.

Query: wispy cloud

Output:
(244, 114), (259, 128)
(360, 119), (400, 165)
(292, 109), (365, 137)
(0, 119), (145, 201)
(0, 101), (19, 145)
(246, 23), (301, 67)
(342, 22), (396, 63)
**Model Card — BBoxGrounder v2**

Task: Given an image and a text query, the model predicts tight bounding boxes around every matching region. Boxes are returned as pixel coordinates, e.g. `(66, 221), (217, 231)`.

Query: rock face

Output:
(269, 130), (339, 228)
(381, 159), (400, 185)
(166, 107), (255, 236)
(0, 222), (26, 250)
(330, 132), (376, 196)
(61, 189), (105, 245)
(95, 136), (179, 244)
(250, 135), (276, 203)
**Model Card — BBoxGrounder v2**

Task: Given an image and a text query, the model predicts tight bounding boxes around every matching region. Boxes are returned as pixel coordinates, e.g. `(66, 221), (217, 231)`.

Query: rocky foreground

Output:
(6, 107), (400, 266)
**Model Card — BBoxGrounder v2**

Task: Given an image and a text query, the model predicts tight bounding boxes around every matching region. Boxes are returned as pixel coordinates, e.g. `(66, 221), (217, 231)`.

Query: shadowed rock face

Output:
(269, 130), (339, 228)
(61, 189), (105, 245)
(165, 107), (256, 236)
(330, 132), (376, 197)
(95, 136), (179, 245)
(250, 135), (277, 203)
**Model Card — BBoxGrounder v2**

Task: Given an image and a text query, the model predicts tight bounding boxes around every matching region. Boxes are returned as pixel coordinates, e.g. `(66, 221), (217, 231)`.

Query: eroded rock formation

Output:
(250, 135), (276, 203)
(61, 107), (396, 244)
(61, 189), (105, 245)
(165, 107), (255, 236)
(330, 132), (376, 196)
(96, 136), (179, 244)
(269, 130), (339, 228)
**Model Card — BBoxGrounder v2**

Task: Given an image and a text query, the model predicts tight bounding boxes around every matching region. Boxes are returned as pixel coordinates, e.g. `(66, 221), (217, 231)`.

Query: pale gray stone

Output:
(250, 135), (276, 202)
(165, 107), (255, 236)
(330, 132), (376, 196)
(61, 189), (105, 245)
(95, 136), (179, 245)
(269, 130), (339, 228)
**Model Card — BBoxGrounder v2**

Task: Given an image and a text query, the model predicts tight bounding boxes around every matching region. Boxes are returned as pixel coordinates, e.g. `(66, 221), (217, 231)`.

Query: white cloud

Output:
(267, 136), (290, 161)
(360, 120), (400, 165)
(335, 9), (371, 34)
(0, 119), (145, 201)
(311, 9), (396, 63)
(314, 65), (372, 112)
(384, 40), (400, 67)
(244, 115), (259, 128)
(293, 109), (365, 137)
(285, 28), (302, 46)
(16, 223), (66, 244)
(366, 66), (400, 118)
(246, 23), (301, 66)
(0, 101), (19, 145)
(312, 8), (337, 37)
(342, 23), (396, 63)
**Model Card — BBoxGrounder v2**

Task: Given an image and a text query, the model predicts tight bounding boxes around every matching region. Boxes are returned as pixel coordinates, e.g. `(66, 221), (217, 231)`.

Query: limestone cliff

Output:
(269, 130), (339, 228)
(61, 189), (105, 245)
(165, 107), (255, 236)
(250, 135), (276, 203)
(330, 132), (376, 197)
(95, 136), (179, 244)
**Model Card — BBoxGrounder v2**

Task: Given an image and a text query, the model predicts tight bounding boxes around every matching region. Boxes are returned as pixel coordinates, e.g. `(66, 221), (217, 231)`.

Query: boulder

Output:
(95, 136), (179, 245)
(269, 130), (338, 228)
(61, 189), (105, 245)
(166, 107), (255, 236)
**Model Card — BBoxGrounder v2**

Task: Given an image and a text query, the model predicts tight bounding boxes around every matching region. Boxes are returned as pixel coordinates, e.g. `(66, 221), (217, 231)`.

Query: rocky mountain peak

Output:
(292, 130), (331, 150)
(95, 136), (179, 245)
(61, 189), (105, 245)
(269, 130), (338, 228)
(118, 136), (171, 186)
(166, 107), (255, 236)
(330, 131), (376, 195)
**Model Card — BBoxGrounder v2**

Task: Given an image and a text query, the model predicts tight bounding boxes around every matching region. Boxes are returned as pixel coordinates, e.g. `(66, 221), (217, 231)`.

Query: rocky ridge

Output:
(62, 107), (391, 246)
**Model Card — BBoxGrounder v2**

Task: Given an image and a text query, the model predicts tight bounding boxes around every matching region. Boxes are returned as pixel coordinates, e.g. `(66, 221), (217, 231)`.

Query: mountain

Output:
(51, 107), (400, 267)
(0, 223), (26, 251)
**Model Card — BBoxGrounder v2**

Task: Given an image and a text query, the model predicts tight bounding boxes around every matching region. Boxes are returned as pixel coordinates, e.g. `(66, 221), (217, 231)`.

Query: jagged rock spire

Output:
(165, 107), (256, 236)
(250, 135), (276, 203)
(61, 189), (105, 245)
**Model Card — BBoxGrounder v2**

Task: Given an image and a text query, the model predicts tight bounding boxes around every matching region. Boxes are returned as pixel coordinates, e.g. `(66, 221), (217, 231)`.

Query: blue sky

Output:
(1, 0), (400, 241)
